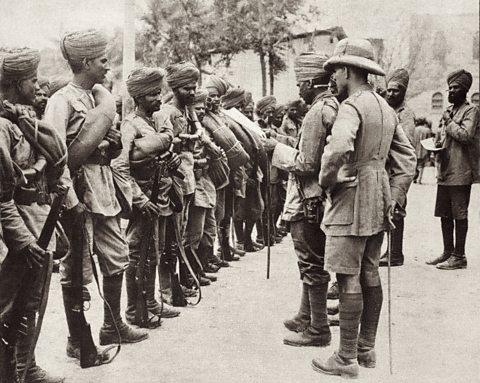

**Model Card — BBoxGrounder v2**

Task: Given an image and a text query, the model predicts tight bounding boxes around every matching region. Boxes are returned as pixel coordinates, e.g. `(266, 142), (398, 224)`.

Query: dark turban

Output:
(61, 29), (108, 64)
(193, 89), (208, 105)
(222, 87), (246, 109)
(286, 99), (304, 110)
(447, 69), (473, 91)
(165, 61), (199, 89)
(294, 52), (330, 83)
(126, 67), (164, 98)
(1, 47), (40, 82)
(387, 68), (409, 90)
(273, 104), (286, 118)
(255, 95), (277, 116)
(205, 75), (230, 96)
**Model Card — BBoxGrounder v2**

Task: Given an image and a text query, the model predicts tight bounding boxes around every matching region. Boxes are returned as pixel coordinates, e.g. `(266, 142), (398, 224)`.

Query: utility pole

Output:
(122, 0), (136, 118)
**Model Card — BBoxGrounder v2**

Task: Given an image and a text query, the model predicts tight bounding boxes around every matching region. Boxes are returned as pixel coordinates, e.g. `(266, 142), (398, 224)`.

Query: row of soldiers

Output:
(0, 26), (478, 383)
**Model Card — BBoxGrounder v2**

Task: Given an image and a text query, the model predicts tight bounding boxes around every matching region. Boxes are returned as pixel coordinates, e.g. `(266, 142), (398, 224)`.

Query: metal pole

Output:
(387, 230), (393, 375)
(122, 0), (136, 118)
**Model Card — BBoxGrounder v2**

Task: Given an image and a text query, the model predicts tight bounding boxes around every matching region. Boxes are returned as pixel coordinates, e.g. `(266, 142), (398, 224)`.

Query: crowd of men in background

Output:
(0, 26), (478, 383)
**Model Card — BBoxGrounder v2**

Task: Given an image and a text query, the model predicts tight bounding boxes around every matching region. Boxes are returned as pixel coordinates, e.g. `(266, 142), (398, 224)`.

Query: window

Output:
(432, 92), (443, 112)
(472, 92), (479, 107)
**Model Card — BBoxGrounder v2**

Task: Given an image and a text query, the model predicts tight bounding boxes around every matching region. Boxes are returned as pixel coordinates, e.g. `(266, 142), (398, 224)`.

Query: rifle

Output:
(19, 186), (68, 383)
(134, 161), (162, 329)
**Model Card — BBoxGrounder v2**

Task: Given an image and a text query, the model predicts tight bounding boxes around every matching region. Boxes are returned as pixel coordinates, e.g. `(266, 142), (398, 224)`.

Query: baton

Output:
(387, 229), (393, 375)
(266, 156), (271, 279)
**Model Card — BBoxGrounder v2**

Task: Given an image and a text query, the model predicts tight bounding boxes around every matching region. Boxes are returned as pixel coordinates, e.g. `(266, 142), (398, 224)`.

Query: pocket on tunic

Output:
(323, 180), (357, 226)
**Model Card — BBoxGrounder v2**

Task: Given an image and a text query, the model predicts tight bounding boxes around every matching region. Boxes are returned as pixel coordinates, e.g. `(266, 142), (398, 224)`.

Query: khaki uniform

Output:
(272, 92), (338, 285)
(44, 83), (128, 285)
(319, 86), (415, 275)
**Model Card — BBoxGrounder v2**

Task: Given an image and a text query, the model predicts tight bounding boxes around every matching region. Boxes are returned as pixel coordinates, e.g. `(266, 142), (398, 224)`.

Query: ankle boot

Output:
(99, 274), (148, 345)
(312, 351), (359, 379)
(283, 284), (310, 332)
(16, 315), (64, 383)
(62, 287), (82, 358)
(220, 228), (239, 262)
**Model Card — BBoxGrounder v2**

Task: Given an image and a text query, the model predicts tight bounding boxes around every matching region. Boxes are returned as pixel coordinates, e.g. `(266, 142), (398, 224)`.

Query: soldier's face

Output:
(386, 83), (405, 108)
(193, 103), (206, 122)
(17, 75), (38, 105)
(206, 88), (220, 111)
(297, 81), (314, 104)
(34, 86), (49, 113)
(141, 91), (162, 116)
(86, 55), (110, 84)
(448, 83), (466, 104)
(333, 67), (348, 98)
(174, 81), (197, 106)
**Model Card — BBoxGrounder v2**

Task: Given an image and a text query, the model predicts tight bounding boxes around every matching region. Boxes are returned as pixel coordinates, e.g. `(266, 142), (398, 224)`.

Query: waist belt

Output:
(345, 158), (385, 171)
(14, 188), (51, 206)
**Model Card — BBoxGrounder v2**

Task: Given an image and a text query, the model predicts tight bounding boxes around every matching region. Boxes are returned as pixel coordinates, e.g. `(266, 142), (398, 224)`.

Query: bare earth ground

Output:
(37, 168), (480, 383)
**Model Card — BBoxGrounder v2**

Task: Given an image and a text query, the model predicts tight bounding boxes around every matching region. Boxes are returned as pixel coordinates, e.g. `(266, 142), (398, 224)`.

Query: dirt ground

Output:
(37, 167), (480, 383)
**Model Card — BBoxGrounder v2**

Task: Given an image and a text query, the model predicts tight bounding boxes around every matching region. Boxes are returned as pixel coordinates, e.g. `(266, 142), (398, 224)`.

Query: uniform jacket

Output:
(111, 113), (174, 216)
(395, 102), (416, 145)
(154, 104), (195, 196)
(272, 92), (339, 221)
(435, 100), (480, 185)
(319, 85), (416, 237)
(44, 83), (120, 216)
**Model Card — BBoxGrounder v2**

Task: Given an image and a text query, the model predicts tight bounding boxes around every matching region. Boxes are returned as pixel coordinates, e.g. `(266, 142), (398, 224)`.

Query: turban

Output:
(205, 75), (230, 96)
(1, 47), (40, 82)
(447, 69), (473, 91)
(61, 29), (108, 64)
(286, 99), (304, 110)
(387, 68), (409, 90)
(273, 104), (286, 118)
(255, 95), (277, 116)
(222, 87), (246, 109)
(294, 52), (330, 83)
(193, 89), (208, 105)
(165, 61), (199, 89)
(126, 67), (164, 98)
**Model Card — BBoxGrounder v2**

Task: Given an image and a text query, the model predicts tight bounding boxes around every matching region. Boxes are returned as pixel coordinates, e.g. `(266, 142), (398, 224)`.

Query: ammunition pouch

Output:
(302, 197), (324, 224)
(14, 187), (51, 206)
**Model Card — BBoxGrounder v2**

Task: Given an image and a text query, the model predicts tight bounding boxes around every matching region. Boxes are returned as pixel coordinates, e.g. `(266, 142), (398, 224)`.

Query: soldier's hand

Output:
(22, 168), (38, 181)
(442, 110), (452, 124)
(141, 201), (161, 218)
(386, 200), (397, 230)
(167, 152), (181, 170)
(25, 242), (46, 269)
(105, 128), (122, 146)
(262, 137), (279, 153)
(336, 174), (356, 184)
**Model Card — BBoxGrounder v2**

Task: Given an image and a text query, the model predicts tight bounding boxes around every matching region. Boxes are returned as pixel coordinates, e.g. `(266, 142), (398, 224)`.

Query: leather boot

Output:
(99, 274), (148, 345)
(283, 284), (310, 333)
(1, 324), (19, 383)
(219, 227), (239, 262)
(233, 220), (245, 249)
(145, 264), (180, 319)
(379, 218), (404, 266)
(16, 315), (64, 383)
(208, 250), (229, 268)
(426, 252), (451, 265)
(124, 261), (137, 324)
(197, 244), (220, 273)
(312, 351), (359, 379)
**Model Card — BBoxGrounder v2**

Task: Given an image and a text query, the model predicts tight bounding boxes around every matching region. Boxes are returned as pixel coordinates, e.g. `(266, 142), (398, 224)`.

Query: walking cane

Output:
(387, 229), (393, 375)
(266, 156), (271, 279)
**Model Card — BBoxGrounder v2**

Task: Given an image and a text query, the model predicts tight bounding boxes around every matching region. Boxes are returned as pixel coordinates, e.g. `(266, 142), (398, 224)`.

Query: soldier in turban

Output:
(262, 51), (338, 347)
(255, 95), (277, 128)
(221, 87), (246, 110)
(183, 89), (227, 285)
(112, 67), (181, 322)
(427, 69), (479, 270)
(0, 47), (65, 383)
(155, 61), (201, 299)
(379, 68), (417, 268)
(45, 28), (149, 363)
(33, 77), (50, 118)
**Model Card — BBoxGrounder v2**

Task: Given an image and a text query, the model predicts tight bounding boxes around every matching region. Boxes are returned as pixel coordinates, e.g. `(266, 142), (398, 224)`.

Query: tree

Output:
(141, 0), (216, 85)
(213, 0), (305, 96)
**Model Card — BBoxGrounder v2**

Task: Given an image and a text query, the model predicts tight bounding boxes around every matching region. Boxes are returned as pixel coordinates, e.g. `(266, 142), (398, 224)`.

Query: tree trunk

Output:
(268, 51), (274, 95)
(259, 49), (267, 97)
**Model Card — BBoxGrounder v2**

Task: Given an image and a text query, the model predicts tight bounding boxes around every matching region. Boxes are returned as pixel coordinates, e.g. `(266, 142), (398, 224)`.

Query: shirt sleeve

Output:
(319, 103), (360, 189)
(44, 94), (80, 209)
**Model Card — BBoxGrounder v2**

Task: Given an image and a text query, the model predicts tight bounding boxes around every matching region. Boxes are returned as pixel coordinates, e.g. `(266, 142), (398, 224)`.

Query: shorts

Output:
(434, 185), (471, 220)
(325, 232), (384, 275)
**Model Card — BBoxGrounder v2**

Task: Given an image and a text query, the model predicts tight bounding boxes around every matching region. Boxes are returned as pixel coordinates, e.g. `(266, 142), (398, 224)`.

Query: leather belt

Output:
(14, 188), (51, 206)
